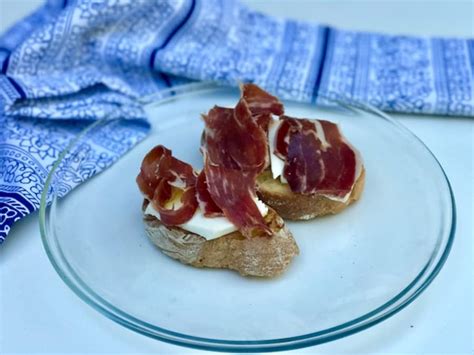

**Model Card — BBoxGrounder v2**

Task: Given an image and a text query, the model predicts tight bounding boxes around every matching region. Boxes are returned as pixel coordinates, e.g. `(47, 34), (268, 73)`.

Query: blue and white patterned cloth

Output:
(1, 0), (473, 243)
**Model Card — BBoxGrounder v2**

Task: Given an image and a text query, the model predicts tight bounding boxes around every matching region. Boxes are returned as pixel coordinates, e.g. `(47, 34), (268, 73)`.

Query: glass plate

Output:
(40, 84), (455, 352)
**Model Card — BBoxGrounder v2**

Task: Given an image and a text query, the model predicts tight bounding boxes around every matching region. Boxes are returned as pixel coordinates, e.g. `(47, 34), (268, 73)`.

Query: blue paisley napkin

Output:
(0, 0), (473, 242)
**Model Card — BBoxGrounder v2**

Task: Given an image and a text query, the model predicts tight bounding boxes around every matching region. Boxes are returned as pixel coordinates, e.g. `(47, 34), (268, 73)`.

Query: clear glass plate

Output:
(39, 84), (455, 352)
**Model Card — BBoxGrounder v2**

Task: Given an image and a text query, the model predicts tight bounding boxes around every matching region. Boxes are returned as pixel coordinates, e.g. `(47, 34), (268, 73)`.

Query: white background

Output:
(0, 0), (473, 354)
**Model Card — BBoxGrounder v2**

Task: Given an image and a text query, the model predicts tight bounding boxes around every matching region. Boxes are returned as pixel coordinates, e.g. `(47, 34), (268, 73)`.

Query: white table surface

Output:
(0, 0), (472, 354)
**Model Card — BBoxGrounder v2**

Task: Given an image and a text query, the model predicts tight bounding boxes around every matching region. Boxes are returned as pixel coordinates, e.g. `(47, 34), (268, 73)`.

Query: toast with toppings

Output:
(239, 84), (365, 220)
(137, 140), (298, 277)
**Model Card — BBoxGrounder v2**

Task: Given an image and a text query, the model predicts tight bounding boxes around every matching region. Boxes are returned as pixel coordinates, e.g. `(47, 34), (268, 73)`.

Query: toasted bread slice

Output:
(256, 167), (365, 220)
(142, 201), (299, 277)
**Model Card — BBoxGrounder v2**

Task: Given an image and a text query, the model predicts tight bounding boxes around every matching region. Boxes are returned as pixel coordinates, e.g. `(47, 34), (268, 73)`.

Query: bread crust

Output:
(142, 201), (299, 277)
(256, 167), (365, 220)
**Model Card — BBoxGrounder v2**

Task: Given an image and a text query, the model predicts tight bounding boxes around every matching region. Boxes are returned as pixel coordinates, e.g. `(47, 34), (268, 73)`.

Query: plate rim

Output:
(39, 82), (456, 352)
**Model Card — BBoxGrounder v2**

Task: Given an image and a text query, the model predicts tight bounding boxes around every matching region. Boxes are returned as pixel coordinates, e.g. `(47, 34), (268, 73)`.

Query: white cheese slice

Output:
(267, 117), (287, 183)
(144, 199), (268, 241)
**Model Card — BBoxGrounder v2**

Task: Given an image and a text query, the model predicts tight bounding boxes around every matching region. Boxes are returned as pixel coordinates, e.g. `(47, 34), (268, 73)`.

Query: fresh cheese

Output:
(144, 198), (269, 241)
(267, 117), (361, 203)
(267, 117), (287, 183)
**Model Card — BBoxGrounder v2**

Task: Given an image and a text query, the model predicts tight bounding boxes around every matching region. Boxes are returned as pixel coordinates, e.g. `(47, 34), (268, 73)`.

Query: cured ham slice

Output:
(241, 83), (284, 132)
(155, 153), (197, 189)
(203, 98), (269, 172)
(275, 116), (357, 197)
(137, 145), (198, 226)
(241, 83), (284, 116)
(196, 170), (224, 217)
(204, 163), (271, 237)
(136, 145), (171, 199)
(152, 179), (198, 226)
(201, 98), (272, 237)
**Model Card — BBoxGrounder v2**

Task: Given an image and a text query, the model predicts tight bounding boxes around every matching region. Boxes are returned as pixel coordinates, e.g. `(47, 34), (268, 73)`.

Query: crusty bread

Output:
(256, 167), (365, 220)
(142, 201), (299, 277)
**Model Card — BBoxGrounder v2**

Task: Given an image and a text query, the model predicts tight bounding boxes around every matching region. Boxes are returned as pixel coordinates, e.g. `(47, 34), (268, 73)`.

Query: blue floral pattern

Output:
(319, 30), (473, 115)
(0, 0), (473, 242)
(0, 104), (149, 241)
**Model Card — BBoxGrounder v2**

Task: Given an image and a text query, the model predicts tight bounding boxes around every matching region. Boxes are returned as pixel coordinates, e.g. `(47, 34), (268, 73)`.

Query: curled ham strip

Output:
(152, 180), (198, 226)
(241, 83), (284, 132)
(155, 152), (197, 189)
(136, 145), (171, 199)
(196, 170), (224, 217)
(204, 162), (272, 237)
(203, 98), (269, 172)
(136, 145), (198, 226)
(201, 98), (272, 237)
(241, 83), (284, 116)
(197, 84), (282, 221)
(276, 116), (357, 197)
